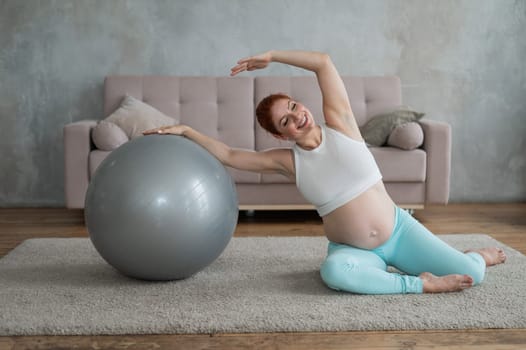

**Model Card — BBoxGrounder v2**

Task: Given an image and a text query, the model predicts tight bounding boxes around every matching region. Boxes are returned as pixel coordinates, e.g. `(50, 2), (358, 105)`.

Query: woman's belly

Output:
(321, 181), (396, 250)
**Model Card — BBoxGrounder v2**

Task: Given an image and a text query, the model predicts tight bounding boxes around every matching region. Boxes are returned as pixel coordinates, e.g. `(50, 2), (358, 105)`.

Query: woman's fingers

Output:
(143, 126), (172, 135)
(230, 63), (248, 76)
(230, 66), (243, 76)
(230, 62), (261, 76)
(143, 128), (157, 135)
(143, 129), (160, 135)
(230, 53), (270, 76)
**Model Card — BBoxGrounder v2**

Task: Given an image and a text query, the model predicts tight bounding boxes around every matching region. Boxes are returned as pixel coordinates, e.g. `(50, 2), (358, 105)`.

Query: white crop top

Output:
(293, 124), (382, 216)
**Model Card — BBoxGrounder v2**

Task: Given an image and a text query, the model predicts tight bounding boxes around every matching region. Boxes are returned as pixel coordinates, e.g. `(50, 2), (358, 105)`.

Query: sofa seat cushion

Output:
(89, 150), (111, 178)
(261, 172), (292, 184)
(371, 147), (426, 182)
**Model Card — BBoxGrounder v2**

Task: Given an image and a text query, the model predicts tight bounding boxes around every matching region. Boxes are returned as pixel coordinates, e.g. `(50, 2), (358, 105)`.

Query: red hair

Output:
(255, 93), (291, 136)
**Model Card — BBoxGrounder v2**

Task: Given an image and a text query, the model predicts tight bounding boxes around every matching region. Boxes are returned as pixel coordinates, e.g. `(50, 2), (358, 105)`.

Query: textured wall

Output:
(0, 0), (525, 206)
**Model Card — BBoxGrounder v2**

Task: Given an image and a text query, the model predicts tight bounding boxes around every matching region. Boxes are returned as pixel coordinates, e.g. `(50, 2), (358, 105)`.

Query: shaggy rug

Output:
(0, 234), (524, 336)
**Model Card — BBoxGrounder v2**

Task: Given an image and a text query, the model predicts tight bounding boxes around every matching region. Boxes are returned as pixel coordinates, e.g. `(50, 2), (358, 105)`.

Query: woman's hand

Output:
(143, 125), (188, 136)
(230, 51), (272, 76)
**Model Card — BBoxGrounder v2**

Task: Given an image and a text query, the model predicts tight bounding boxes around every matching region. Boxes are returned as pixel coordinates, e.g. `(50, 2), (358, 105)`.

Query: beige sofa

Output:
(64, 75), (451, 210)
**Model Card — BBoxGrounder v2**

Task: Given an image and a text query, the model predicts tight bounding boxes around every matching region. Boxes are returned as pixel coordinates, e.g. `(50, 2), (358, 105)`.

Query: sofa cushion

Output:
(91, 120), (129, 151)
(360, 108), (424, 146)
(261, 172), (294, 184)
(387, 122), (424, 150)
(104, 95), (176, 139)
(370, 147), (426, 182)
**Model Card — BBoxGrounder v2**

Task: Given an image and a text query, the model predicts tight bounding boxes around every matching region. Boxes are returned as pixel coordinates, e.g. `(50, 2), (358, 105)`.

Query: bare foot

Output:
(420, 272), (474, 293)
(465, 247), (507, 266)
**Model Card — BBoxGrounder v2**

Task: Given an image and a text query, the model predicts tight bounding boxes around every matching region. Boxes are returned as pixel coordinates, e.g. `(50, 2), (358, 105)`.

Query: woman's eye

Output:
(292, 103), (297, 111)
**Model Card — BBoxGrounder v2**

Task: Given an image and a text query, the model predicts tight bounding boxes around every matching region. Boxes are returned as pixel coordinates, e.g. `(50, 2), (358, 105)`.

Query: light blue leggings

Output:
(320, 206), (486, 294)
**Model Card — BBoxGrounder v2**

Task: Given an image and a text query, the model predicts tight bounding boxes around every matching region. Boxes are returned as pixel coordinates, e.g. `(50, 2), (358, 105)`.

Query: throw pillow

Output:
(360, 108), (424, 146)
(387, 121), (424, 150)
(91, 120), (129, 151)
(105, 95), (175, 139)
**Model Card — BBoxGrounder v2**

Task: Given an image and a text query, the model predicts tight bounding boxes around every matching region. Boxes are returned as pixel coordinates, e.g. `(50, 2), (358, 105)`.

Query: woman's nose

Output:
(292, 111), (302, 120)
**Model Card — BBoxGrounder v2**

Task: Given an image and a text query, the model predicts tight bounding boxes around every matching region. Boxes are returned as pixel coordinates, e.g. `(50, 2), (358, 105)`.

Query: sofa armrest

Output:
(64, 120), (98, 208)
(420, 119), (451, 204)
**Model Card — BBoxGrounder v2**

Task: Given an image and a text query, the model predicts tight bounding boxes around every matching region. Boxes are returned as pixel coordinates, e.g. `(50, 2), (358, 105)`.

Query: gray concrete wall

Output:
(0, 0), (524, 206)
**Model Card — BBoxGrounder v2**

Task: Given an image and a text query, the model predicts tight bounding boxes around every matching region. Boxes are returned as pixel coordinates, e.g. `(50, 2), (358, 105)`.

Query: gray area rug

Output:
(0, 235), (525, 336)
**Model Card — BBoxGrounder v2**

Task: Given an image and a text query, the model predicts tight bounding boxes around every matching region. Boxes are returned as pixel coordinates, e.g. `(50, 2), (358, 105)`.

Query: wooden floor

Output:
(0, 203), (525, 350)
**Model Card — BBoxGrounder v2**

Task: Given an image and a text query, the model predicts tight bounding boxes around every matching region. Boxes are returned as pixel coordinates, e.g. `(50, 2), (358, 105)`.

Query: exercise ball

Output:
(84, 135), (238, 281)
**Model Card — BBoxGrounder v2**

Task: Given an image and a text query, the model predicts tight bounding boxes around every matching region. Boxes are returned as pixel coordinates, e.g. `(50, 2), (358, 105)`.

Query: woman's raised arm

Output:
(231, 50), (360, 137)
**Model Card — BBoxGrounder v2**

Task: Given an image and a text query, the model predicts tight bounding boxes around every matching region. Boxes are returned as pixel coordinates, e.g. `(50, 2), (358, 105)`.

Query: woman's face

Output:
(270, 98), (314, 140)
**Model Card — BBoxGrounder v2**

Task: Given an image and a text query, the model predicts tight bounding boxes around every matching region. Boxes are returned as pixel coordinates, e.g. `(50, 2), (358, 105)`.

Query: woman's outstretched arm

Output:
(143, 125), (294, 178)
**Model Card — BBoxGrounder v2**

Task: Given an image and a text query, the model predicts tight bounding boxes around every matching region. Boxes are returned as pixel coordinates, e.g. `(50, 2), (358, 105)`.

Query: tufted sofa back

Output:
(104, 75), (402, 183)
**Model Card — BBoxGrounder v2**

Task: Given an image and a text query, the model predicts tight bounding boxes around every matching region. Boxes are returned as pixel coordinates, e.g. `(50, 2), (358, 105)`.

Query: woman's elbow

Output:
(317, 53), (333, 71)
(320, 52), (331, 62)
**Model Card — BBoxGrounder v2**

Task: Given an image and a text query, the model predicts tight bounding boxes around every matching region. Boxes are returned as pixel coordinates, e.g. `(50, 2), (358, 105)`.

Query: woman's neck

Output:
(296, 125), (322, 150)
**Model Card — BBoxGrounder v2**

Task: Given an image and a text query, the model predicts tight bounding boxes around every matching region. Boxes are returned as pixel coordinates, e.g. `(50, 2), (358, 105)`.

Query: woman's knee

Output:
(320, 245), (389, 293)
(320, 254), (354, 291)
